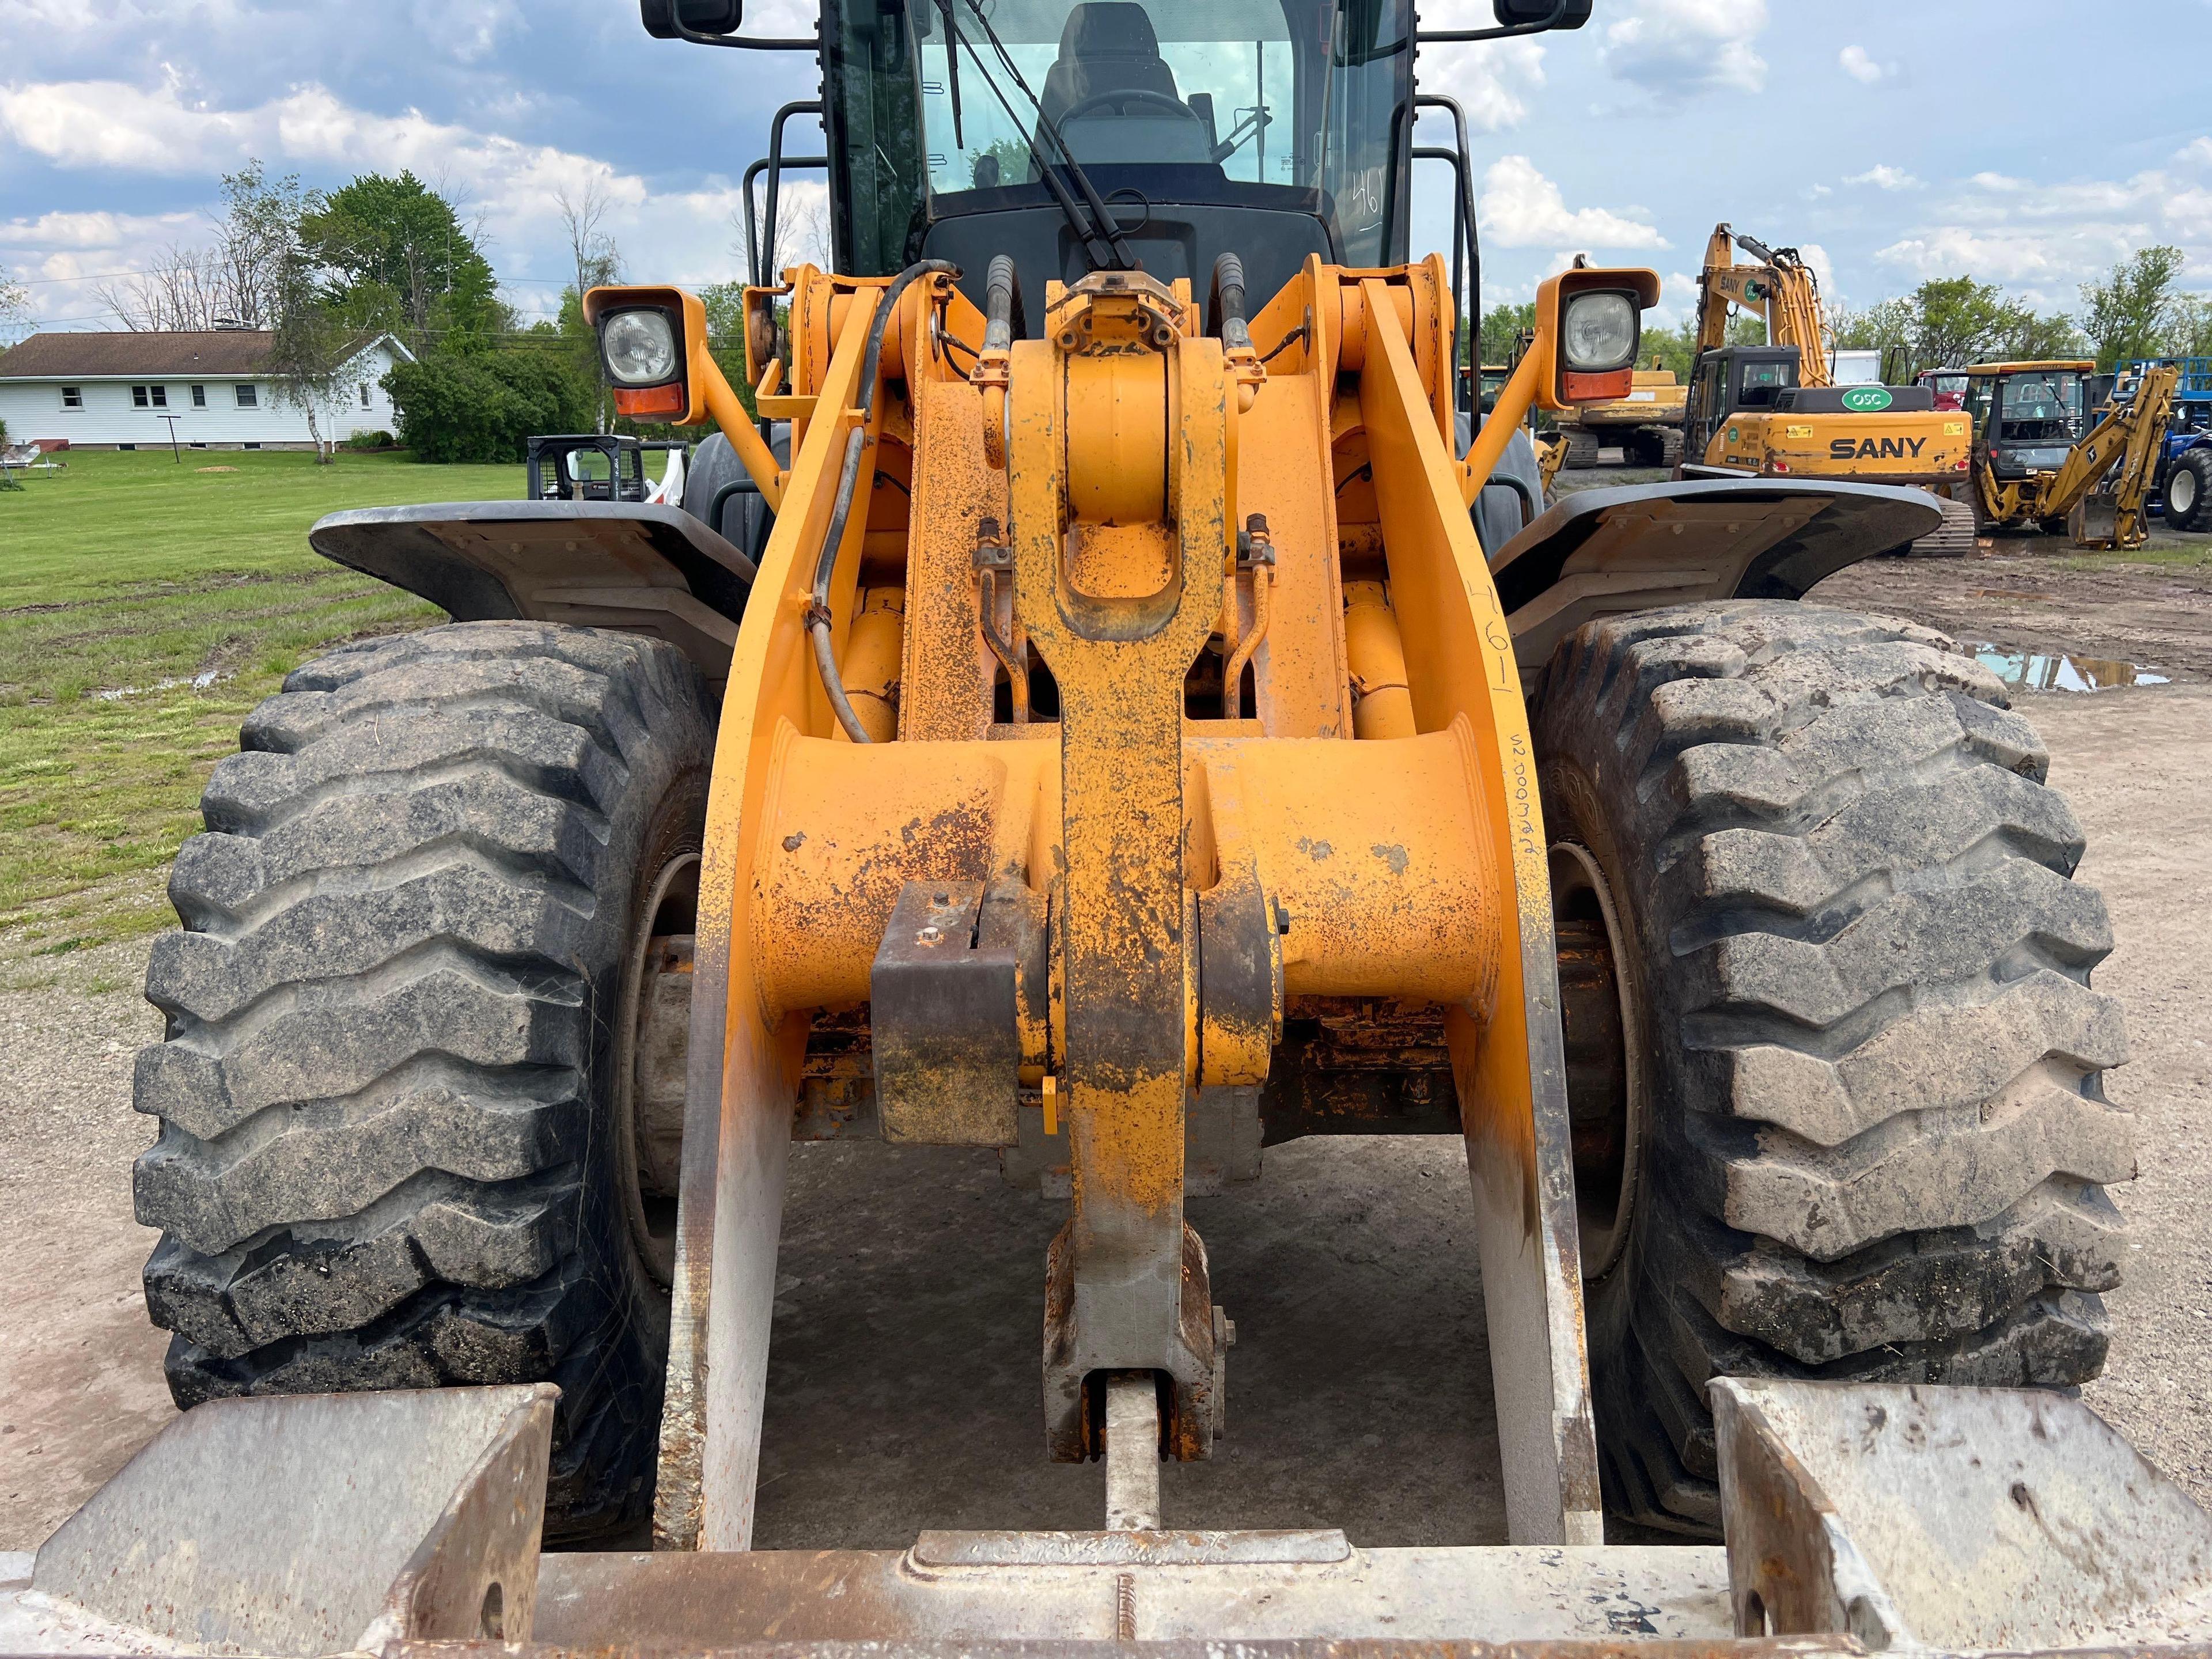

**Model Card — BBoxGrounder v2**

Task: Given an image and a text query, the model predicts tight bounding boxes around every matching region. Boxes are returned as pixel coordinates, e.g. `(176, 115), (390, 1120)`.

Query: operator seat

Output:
(1036, 2), (1184, 130)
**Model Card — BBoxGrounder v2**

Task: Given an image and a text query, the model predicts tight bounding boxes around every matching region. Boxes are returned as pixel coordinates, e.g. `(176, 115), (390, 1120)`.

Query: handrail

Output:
(752, 101), (828, 286)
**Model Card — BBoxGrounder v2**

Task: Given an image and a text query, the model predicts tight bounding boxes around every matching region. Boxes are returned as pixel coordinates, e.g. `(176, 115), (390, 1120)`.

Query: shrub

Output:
(381, 350), (596, 464)
(344, 429), (397, 452)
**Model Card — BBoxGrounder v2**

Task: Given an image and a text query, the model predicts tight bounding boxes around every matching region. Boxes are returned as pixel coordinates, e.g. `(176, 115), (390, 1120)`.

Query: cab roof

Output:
(1963, 360), (2097, 376)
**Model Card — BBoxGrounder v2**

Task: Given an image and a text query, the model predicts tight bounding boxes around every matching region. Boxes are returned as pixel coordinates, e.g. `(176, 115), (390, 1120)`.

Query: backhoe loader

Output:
(1956, 359), (2181, 548)
(1684, 225), (1979, 555)
(5, 1), (2193, 1653)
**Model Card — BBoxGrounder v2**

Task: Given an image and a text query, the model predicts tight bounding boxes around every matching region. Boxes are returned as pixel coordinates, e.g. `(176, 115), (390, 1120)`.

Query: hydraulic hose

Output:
(1212, 251), (1252, 353)
(984, 253), (1020, 350)
(808, 258), (959, 743)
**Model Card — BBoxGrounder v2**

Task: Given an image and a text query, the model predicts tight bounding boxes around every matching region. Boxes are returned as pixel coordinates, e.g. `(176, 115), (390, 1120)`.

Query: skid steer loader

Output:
(5, 0), (2193, 1653)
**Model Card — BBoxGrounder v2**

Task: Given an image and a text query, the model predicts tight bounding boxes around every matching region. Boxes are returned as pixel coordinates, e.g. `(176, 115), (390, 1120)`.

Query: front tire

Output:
(1532, 603), (2134, 1535)
(2165, 448), (2212, 533)
(133, 622), (715, 1537)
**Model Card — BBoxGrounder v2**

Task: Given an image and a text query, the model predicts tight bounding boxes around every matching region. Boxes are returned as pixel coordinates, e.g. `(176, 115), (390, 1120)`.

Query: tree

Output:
(1832, 297), (1914, 354)
(2080, 245), (2188, 370)
(96, 161), (313, 331)
(0, 266), (26, 341)
(2173, 293), (2212, 359)
(302, 171), (503, 348)
(267, 246), (351, 464)
(382, 348), (596, 463)
(1476, 301), (1536, 369)
(556, 181), (624, 431)
(1899, 276), (2022, 374)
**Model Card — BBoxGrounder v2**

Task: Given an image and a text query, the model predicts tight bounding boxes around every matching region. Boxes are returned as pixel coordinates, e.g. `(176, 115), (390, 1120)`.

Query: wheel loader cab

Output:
(827, 0), (1414, 313)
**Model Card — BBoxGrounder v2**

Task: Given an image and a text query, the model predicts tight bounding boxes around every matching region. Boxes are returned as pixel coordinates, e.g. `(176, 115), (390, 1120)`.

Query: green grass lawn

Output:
(0, 448), (520, 961)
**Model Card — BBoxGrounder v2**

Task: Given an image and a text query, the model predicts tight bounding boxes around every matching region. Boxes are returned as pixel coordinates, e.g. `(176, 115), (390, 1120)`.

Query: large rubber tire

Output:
(1531, 603), (2134, 1536)
(134, 622), (716, 1537)
(2164, 447), (2212, 533)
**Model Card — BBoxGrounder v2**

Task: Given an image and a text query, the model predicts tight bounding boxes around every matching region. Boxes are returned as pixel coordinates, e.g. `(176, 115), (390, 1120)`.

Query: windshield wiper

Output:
(948, 0), (1135, 270)
(934, 0), (963, 148)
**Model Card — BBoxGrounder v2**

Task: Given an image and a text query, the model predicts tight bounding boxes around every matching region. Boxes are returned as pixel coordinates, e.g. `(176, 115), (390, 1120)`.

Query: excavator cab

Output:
(1681, 343), (1800, 466)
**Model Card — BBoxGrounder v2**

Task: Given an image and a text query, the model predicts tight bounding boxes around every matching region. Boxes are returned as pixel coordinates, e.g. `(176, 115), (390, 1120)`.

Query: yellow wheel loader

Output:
(1684, 225), (1979, 556)
(9, 2), (2198, 1654)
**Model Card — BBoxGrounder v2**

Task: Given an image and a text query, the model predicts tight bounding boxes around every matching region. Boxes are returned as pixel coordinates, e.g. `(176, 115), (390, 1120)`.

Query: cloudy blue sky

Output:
(3, 0), (2209, 338)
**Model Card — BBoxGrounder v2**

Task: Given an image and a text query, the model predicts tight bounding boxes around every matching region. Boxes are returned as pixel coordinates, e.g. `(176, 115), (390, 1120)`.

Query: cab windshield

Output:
(902, 0), (1410, 264)
(1997, 370), (2086, 443)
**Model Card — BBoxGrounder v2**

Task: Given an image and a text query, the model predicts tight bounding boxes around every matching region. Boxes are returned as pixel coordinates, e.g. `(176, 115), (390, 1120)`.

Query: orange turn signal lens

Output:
(1560, 368), (1633, 403)
(614, 383), (687, 419)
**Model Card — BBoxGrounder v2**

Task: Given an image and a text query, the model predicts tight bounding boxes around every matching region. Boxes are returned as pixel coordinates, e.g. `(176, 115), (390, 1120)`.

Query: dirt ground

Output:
(4, 528), (2210, 1552)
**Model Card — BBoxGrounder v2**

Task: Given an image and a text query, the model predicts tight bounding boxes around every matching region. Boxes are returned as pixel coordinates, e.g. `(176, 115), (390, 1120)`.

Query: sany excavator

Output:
(2, 3), (2199, 1655)
(1950, 359), (2182, 548)
(1684, 224), (1978, 555)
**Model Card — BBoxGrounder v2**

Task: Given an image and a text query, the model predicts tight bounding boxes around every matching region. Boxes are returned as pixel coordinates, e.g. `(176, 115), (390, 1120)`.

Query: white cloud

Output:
(0, 77), (778, 317)
(1602, 0), (1768, 100)
(1412, 31), (1548, 134)
(0, 79), (646, 237)
(0, 209), (199, 250)
(1876, 225), (2138, 285)
(1796, 242), (1837, 297)
(410, 0), (521, 65)
(1846, 164), (1922, 191)
(2178, 137), (2212, 169)
(1479, 156), (1668, 250)
(1838, 45), (1889, 84)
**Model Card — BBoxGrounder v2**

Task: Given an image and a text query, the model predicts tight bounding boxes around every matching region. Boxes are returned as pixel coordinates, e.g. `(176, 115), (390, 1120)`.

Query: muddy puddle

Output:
(1973, 644), (2171, 693)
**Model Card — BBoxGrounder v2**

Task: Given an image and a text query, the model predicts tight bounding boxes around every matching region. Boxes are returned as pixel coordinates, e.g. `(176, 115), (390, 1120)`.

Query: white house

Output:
(0, 329), (414, 450)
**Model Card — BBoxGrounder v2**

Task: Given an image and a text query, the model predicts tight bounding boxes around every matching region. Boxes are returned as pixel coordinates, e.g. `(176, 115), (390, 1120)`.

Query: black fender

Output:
(309, 501), (756, 690)
(1491, 478), (1942, 677)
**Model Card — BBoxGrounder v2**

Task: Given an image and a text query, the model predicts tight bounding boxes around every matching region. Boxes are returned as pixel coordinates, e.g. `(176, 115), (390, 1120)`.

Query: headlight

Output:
(602, 310), (680, 385)
(1561, 292), (1637, 374)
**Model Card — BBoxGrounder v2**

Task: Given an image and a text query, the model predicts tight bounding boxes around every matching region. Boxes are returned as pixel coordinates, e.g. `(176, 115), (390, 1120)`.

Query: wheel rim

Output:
(615, 851), (702, 1289)
(2175, 465), (2199, 518)
(1549, 839), (1647, 1280)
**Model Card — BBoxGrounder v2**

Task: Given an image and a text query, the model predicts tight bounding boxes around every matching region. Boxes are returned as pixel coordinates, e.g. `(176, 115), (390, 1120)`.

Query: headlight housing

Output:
(1561, 292), (1638, 374)
(601, 309), (681, 387)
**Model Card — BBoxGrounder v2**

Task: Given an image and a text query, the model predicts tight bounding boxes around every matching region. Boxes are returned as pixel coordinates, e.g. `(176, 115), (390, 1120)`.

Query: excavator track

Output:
(1908, 492), (1979, 557)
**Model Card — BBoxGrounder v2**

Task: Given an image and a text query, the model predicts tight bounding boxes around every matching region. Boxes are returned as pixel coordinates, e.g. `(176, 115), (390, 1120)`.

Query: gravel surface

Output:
(4, 555), (2209, 1551)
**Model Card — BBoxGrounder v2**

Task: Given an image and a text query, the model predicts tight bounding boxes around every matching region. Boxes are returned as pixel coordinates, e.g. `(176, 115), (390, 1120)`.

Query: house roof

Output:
(0, 330), (409, 381)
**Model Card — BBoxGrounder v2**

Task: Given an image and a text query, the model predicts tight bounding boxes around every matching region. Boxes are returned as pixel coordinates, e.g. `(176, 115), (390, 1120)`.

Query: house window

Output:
(191, 385), (207, 408)
(360, 384), (372, 408)
(148, 385), (168, 408)
(235, 384), (259, 409)
(132, 385), (149, 407)
(59, 386), (82, 410)
(244, 442), (262, 450)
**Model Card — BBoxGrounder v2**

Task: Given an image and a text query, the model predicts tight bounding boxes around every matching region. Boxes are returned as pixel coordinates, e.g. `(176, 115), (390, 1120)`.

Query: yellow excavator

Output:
(1953, 359), (2181, 548)
(1684, 224), (1978, 555)
(4, 3), (2194, 1655)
